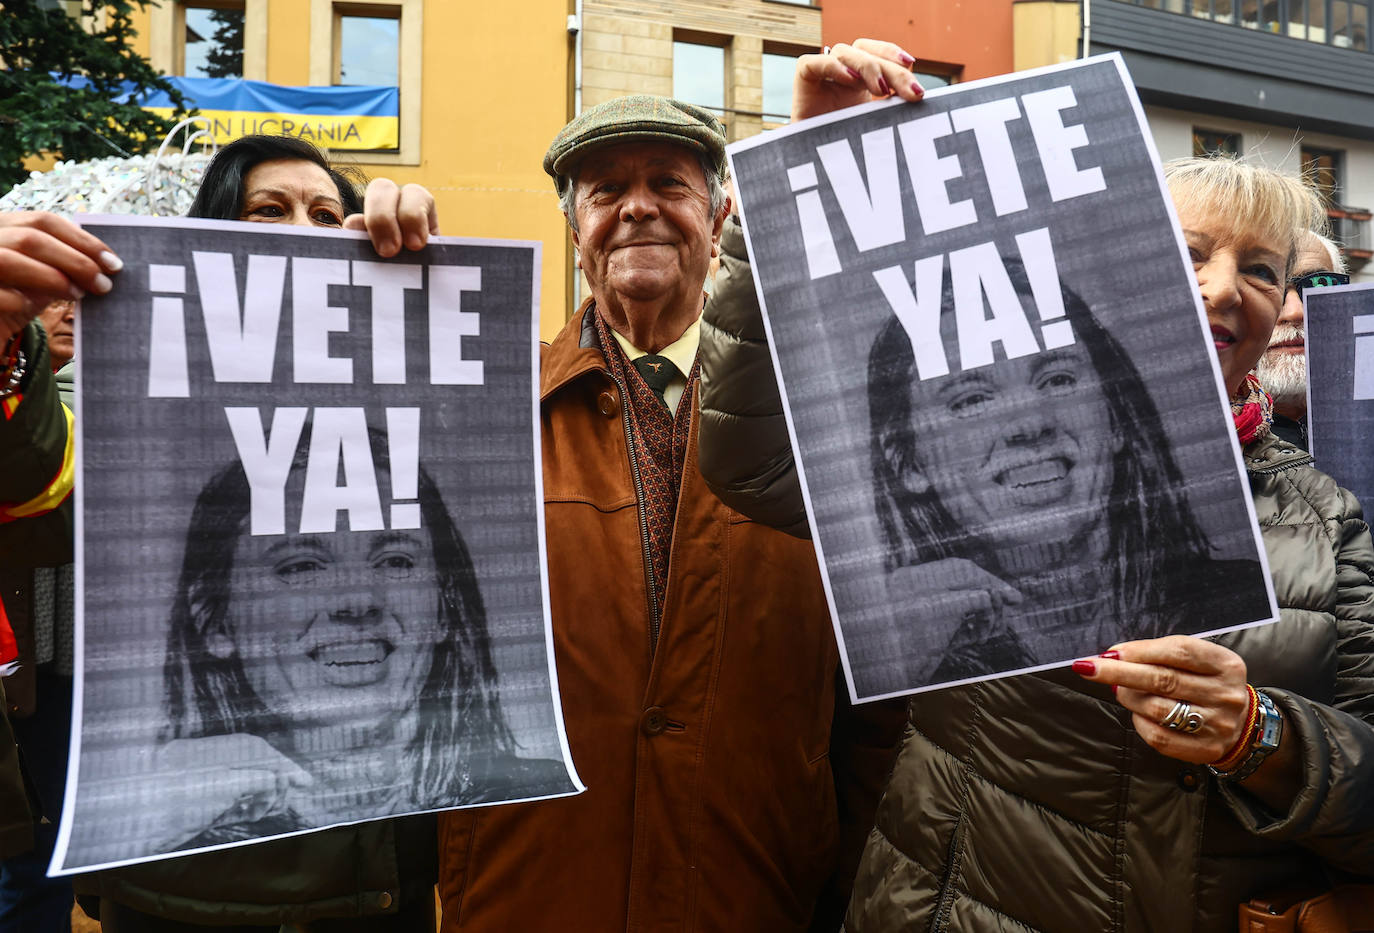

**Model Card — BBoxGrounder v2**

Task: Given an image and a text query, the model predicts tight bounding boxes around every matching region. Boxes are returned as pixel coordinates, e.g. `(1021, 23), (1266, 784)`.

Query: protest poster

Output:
(1305, 281), (1374, 519)
(52, 217), (581, 873)
(726, 53), (1278, 702)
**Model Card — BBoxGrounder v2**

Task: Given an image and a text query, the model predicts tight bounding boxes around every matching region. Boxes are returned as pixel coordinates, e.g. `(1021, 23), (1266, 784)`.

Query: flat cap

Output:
(543, 95), (727, 194)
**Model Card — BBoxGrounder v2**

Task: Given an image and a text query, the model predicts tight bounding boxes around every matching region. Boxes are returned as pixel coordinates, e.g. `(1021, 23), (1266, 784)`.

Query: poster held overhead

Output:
(52, 217), (580, 874)
(727, 53), (1278, 702)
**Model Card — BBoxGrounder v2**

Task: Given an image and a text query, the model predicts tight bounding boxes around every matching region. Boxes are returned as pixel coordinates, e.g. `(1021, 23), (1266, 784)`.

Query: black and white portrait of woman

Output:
(154, 431), (569, 851)
(866, 256), (1272, 690)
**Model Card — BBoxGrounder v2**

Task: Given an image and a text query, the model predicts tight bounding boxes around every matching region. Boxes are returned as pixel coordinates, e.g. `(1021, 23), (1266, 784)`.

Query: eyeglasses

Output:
(1287, 271), (1351, 295)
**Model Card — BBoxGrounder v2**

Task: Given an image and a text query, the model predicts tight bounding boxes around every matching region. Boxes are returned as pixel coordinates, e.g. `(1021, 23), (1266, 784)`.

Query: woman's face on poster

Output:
(902, 343), (1117, 556)
(211, 519), (445, 737)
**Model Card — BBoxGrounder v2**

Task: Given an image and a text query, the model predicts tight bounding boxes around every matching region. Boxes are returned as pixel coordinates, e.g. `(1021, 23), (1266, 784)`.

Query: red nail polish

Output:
(898, 51), (916, 67)
(1071, 659), (1096, 676)
(877, 74), (892, 96)
(1111, 684), (1118, 695)
(1100, 650), (1120, 660)
(845, 66), (862, 82)
(911, 80), (925, 97)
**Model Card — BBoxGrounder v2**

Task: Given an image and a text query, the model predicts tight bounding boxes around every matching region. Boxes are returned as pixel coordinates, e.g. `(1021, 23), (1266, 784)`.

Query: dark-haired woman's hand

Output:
(887, 558), (1023, 681)
(1075, 635), (1252, 765)
(0, 212), (122, 342)
(149, 734), (313, 850)
(792, 39), (925, 123)
(344, 179), (440, 258)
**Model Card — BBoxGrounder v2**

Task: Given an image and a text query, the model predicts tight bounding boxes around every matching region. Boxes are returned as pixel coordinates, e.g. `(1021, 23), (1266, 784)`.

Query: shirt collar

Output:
(609, 314), (700, 377)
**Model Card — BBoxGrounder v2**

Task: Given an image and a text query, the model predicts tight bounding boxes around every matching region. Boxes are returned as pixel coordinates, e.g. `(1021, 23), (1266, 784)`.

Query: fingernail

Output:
(878, 74), (892, 96)
(1111, 684), (1118, 695)
(1099, 650), (1120, 660)
(845, 66), (862, 82)
(91, 273), (113, 295)
(911, 79), (925, 97)
(1071, 659), (1096, 676)
(898, 50), (916, 67)
(822, 45), (831, 55)
(67, 284), (86, 301)
(99, 251), (123, 273)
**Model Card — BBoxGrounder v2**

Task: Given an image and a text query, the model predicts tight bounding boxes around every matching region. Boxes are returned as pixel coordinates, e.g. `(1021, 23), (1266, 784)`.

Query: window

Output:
(762, 52), (796, 124)
(180, 2), (245, 78)
(309, 0), (421, 164)
(1303, 145), (1344, 205)
(1331, 0), (1370, 46)
(672, 40), (727, 117)
(335, 12), (399, 87)
(761, 45), (818, 127)
(1116, 0), (1372, 49)
(913, 68), (960, 89)
(1192, 128), (1241, 156)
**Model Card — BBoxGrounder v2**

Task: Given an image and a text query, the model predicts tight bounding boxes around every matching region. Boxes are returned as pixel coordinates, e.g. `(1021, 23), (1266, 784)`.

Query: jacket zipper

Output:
(607, 369), (663, 654)
(1249, 455), (1313, 476)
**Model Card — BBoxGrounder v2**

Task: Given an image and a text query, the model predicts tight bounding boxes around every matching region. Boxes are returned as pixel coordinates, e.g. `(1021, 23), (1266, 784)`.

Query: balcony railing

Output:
(1330, 205), (1373, 270)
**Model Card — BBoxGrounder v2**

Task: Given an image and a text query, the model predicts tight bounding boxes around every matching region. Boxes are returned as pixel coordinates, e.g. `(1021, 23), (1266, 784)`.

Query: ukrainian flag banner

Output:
(141, 77), (399, 150)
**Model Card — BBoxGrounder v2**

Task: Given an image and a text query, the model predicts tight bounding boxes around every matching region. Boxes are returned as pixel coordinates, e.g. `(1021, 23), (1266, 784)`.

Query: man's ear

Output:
(711, 195), (731, 250)
(566, 214), (582, 268)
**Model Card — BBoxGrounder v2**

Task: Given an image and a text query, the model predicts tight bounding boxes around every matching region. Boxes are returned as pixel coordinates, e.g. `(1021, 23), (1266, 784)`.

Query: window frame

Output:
(1114, 0), (1371, 49)
(152, 0), (266, 81)
(309, 0), (421, 164)
(1192, 127), (1242, 157)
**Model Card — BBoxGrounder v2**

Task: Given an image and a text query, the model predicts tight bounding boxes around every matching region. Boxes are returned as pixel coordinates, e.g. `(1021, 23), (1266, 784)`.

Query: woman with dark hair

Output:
(0, 140), (447, 930)
(187, 135), (366, 223)
(154, 432), (550, 851)
(865, 257), (1269, 686)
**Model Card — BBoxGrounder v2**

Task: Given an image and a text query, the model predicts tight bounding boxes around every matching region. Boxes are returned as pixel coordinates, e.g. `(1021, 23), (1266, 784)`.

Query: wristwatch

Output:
(1210, 690), (1282, 782)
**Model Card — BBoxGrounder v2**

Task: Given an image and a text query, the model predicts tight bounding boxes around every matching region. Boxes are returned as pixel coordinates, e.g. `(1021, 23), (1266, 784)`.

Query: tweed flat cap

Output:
(543, 95), (727, 193)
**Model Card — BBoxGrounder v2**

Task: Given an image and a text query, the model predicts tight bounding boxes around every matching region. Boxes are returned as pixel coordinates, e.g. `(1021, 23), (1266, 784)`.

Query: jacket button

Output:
(377, 891), (393, 909)
(1177, 768), (1201, 793)
(597, 390), (619, 417)
(641, 706), (667, 736)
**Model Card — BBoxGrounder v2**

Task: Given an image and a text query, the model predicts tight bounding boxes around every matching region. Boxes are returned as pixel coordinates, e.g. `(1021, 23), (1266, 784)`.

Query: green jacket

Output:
(0, 322), (437, 924)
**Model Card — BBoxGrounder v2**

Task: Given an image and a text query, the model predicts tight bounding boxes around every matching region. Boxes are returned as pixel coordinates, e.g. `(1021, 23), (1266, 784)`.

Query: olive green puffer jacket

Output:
(698, 223), (1374, 931)
(848, 433), (1374, 932)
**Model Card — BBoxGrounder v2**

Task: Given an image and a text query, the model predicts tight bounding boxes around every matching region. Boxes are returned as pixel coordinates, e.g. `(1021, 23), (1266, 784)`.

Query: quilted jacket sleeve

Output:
(0, 322), (73, 567)
(1218, 482), (1374, 876)
(698, 215), (810, 538)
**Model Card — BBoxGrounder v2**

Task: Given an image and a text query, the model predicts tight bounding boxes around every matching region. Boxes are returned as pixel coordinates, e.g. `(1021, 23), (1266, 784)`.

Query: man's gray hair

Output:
(560, 150), (729, 232)
(1311, 231), (1348, 274)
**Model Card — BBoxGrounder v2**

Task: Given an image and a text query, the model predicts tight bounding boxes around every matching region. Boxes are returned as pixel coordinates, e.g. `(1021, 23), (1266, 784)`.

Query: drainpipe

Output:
(1082, 0), (1092, 57)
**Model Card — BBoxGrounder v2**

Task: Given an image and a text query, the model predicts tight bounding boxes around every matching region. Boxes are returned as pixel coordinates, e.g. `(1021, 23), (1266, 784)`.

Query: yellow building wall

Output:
(1012, 0), (1081, 73)
(129, 0), (575, 340)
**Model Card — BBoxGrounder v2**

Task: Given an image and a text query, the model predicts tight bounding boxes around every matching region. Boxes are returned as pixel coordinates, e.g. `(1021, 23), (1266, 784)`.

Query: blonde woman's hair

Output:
(1164, 156), (1325, 279)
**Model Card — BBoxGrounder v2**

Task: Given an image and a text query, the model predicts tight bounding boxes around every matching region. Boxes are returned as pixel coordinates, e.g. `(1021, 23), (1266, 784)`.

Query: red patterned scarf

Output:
(593, 311), (699, 615)
(1231, 372), (1273, 445)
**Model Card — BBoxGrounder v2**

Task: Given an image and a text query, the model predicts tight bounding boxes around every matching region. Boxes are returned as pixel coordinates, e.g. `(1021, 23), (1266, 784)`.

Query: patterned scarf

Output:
(592, 311), (699, 616)
(1231, 371), (1273, 446)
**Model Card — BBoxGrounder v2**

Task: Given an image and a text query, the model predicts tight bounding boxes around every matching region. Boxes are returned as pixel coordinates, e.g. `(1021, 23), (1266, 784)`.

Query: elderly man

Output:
(434, 90), (912, 932)
(1255, 230), (1348, 449)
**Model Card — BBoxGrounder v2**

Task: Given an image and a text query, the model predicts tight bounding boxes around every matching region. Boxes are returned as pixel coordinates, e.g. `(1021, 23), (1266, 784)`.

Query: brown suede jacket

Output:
(436, 303), (905, 932)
